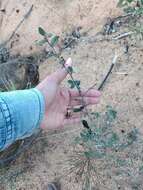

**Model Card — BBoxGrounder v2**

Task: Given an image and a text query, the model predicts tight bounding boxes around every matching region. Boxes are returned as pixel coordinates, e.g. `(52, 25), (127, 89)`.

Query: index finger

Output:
(49, 58), (72, 85)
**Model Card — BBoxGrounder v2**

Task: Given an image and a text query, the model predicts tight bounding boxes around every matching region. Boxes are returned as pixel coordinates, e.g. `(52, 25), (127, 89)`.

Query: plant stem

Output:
(85, 53), (118, 94)
(44, 36), (92, 120)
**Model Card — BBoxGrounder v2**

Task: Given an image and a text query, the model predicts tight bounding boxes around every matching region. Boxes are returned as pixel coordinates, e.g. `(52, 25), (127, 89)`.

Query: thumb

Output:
(50, 58), (72, 84)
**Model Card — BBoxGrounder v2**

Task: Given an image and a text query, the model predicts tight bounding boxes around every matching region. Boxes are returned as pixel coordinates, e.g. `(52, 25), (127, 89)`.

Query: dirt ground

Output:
(0, 0), (143, 190)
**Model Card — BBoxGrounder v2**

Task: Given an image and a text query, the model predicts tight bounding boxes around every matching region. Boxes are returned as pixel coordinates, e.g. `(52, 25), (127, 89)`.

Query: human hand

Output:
(36, 58), (101, 130)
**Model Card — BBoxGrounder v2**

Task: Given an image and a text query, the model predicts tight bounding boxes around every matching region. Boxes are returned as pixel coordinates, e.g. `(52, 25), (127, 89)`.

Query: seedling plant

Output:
(37, 27), (143, 190)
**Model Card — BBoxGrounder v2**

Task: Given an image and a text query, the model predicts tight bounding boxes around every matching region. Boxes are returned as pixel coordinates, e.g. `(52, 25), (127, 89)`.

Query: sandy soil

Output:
(0, 0), (143, 190)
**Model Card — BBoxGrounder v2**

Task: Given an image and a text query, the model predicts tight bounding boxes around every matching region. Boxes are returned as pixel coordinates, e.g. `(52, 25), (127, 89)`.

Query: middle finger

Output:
(69, 97), (100, 107)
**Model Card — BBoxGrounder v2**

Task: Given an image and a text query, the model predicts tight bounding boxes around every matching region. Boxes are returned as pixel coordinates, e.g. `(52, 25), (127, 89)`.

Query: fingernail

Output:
(65, 58), (72, 68)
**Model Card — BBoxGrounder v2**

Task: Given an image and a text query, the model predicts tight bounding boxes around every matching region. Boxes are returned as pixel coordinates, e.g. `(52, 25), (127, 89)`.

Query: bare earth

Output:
(0, 0), (143, 190)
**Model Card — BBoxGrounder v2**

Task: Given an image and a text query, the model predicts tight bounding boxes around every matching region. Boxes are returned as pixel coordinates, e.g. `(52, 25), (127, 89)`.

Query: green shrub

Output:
(118, 0), (143, 15)
(70, 106), (140, 189)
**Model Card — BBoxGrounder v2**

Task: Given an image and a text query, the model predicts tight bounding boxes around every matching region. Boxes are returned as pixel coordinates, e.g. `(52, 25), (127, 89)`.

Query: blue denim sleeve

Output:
(0, 88), (45, 150)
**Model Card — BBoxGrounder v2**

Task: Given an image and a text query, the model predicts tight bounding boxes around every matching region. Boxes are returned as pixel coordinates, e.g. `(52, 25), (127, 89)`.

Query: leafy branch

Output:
(37, 27), (117, 126)
(37, 27), (100, 122)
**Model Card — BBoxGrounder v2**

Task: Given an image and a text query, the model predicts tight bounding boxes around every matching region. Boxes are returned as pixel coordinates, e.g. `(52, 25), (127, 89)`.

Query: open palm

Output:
(36, 58), (101, 130)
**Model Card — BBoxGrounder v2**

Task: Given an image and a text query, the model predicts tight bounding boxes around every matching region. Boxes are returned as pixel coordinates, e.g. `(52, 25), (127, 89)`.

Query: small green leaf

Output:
(67, 66), (73, 74)
(106, 133), (119, 147)
(67, 66), (77, 74)
(80, 131), (91, 142)
(106, 106), (117, 122)
(68, 80), (80, 89)
(36, 39), (47, 46)
(38, 27), (46, 36)
(127, 129), (138, 145)
(50, 36), (59, 47)
(91, 112), (100, 118)
(68, 80), (74, 89)
(75, 80), (80, 87)
(117, 0), (125, 7)
(124, 6), (135, 13)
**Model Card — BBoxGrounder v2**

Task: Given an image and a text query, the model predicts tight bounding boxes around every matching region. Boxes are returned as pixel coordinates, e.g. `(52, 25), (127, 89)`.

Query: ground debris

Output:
(61, 27), (82, 50)
(0, 56), (39, 91)
(0, 46), (10, 63)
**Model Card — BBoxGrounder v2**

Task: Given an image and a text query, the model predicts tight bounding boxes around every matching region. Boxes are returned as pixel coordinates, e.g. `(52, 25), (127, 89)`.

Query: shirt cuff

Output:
(0, 88), (45, 149)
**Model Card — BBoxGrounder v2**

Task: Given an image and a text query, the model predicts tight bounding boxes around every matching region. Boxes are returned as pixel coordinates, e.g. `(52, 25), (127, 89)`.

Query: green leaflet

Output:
(80, 131), (90, 142)
(106, 105), (117, 122)
(118, 0), (128, 6)
(38, 27), (53, 37)
(67, 66), (73, 74)
(50, 36), (59, 47)
(67, 80), (80, 89)
(106, 133), (120, 148)
(91, 112), (100, 118)
(36, 39), (47, 46)
(127, 129), (138, 145)
(38, 27), (46, 36)
(118, 0), (136, 6)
